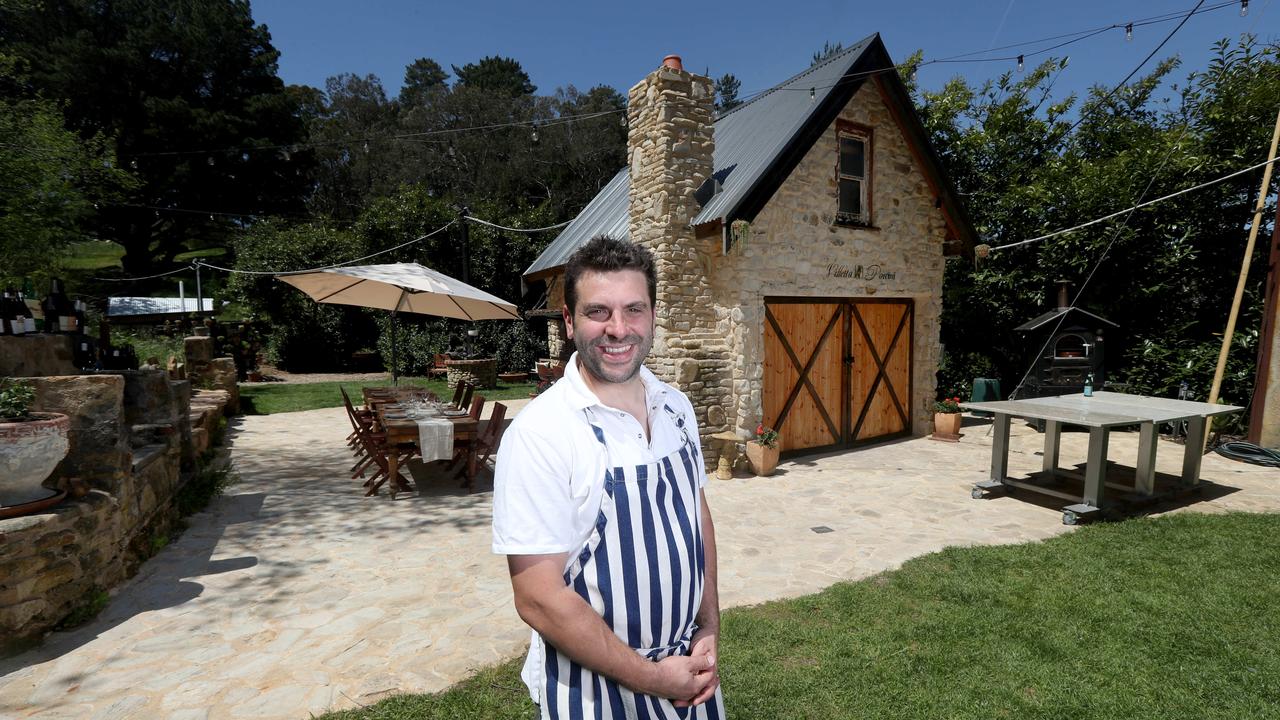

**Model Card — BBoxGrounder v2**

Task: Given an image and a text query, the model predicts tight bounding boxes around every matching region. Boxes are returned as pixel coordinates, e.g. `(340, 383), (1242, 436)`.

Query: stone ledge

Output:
(131, 444), (171, 475)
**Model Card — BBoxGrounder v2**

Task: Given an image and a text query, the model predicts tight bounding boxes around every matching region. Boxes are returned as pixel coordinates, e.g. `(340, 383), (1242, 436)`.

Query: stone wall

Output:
(0, 335), (78, 377)
(710, 81), (948, 437)
(0, 374), (228, 650)
(184, 336), (239, 414)
(627, 62), (734, 446)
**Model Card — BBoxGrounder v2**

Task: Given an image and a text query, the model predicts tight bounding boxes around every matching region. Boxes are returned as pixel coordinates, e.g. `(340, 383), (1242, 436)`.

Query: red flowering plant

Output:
(754, 423), (779, 449)
(934, 396), (963, 414)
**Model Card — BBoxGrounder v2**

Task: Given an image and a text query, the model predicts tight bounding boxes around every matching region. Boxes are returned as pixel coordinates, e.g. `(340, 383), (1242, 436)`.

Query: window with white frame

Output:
(836, 122), (872, 225)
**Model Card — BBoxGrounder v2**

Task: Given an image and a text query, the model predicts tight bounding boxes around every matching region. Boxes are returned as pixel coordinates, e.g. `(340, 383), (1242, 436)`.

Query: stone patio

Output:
(1, 405), (1276, 719)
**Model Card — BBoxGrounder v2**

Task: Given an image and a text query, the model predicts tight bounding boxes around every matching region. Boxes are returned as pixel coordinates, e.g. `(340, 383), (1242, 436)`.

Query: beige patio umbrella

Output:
(278, 262), (522, 382)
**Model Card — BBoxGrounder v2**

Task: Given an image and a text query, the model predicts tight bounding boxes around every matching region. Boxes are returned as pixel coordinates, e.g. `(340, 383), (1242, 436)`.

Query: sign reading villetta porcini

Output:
(826, 262), (896, 280)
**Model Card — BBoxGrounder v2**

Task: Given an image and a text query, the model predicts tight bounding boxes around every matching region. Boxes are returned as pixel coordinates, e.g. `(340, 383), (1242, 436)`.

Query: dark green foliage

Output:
(0, 49), (131, 281)
(176, 457), (234, 517)
(920, 36), (1279, 421)
(451, 56), (536, 95)
(812, 41), (845, 66)
(54, 588), (109, 631)
(1, 0), (313, 276)
(715, 74), (742, 112)
(226, 221), (375, 371)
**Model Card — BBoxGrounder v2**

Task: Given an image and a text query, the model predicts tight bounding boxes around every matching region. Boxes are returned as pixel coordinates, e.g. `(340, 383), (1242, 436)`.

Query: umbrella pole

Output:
(391, 311), (399, 386)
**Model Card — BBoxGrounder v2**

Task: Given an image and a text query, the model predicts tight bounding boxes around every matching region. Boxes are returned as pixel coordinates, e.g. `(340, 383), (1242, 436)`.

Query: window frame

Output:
(834, 120), (874, 227)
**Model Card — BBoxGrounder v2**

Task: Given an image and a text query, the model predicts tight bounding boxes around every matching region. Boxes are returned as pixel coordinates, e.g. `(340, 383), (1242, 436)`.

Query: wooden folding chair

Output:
(429, 353), (452, 379)
(458, 383), (475, 413)
(473, 402), (507, 470)
(450, 381), (469, 409)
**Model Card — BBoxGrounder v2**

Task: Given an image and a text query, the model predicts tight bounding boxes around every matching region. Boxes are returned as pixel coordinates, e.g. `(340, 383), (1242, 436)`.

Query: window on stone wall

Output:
(836, 121), (872, 226)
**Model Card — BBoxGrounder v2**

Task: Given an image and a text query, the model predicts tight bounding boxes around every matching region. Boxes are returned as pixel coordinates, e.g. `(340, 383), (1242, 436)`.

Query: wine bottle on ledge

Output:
(42, 278), (75, 333)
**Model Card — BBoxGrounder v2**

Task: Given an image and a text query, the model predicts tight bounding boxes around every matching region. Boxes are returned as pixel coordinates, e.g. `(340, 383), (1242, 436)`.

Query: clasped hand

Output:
(652, 629), (719, 707)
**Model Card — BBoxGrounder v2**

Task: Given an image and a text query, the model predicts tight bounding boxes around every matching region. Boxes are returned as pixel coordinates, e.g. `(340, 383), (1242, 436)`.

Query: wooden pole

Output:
(1249, 218), (1280, 446)
(1205, 106), (1280, 448)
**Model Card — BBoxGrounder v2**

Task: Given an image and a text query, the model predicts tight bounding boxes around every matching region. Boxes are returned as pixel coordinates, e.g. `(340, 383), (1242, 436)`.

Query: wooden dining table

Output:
(374, 401), (480, 497)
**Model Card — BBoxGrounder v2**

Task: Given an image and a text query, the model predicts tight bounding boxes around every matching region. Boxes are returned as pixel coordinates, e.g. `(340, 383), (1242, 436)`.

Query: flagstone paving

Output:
(2, 405), (1277, 719)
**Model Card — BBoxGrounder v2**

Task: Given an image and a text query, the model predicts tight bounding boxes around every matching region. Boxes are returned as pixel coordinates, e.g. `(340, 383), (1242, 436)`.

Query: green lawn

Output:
(239, 377), (537, 415)
(316, 512), (1280, 720)
(63, 240), (126, 270)
(173, 246), (228, 262)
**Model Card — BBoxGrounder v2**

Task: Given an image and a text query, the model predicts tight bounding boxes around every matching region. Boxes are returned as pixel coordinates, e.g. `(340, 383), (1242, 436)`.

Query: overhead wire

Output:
(989, 156), (1278, 252)
(74, 1), (1239, 163)
(192, 220), (457, 276)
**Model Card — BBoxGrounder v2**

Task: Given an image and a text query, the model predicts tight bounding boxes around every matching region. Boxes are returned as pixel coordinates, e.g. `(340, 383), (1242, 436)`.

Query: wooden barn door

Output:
(763, 298), (913, 454)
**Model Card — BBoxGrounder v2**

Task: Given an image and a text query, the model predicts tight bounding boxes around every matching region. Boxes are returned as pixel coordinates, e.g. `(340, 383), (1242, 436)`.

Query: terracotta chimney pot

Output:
(662, 55), (683, 71)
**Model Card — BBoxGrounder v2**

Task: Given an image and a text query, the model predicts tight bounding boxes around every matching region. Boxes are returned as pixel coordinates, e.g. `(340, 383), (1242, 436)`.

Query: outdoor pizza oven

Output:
(1012, 281), (1118, 399)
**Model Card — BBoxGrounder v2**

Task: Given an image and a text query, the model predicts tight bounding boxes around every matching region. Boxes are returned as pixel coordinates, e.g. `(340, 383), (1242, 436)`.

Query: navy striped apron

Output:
(538, 404), (725, 720)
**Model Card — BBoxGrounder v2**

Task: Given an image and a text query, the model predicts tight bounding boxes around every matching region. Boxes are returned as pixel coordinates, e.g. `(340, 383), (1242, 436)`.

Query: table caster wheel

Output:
(971, 487), (984, 499)
(1062, 510), (1078, 526)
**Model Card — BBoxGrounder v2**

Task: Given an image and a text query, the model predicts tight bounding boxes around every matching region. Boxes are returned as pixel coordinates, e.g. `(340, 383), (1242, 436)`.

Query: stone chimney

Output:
(627, 55), (731, 448)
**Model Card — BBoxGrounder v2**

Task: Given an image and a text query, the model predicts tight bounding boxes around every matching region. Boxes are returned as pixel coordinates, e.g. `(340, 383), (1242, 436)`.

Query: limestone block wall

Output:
(709, 82), (949, 438)
(0, 374), (227, 650)
(0, 335), (78, 377)
(627, 63), (734, 446)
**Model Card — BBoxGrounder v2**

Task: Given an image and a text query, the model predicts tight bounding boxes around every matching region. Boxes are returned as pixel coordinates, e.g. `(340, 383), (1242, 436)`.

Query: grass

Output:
(173, 247), (228, 262)
(239, 378), (538, 415)
(63, 240), (126, 270)
(113, 328), (186, 365)
(315, 512), (1280, 720)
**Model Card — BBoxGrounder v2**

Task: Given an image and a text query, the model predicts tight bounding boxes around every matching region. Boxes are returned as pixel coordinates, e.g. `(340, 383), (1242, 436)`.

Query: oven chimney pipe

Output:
(1056, 280), (1071, 311)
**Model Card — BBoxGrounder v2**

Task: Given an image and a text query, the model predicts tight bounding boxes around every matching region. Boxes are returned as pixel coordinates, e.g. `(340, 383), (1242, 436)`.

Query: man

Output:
(493, 235), (724, 719)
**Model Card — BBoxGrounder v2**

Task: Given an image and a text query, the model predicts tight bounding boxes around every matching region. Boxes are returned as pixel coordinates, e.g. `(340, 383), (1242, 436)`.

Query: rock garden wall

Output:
(0, 344), (232, 650)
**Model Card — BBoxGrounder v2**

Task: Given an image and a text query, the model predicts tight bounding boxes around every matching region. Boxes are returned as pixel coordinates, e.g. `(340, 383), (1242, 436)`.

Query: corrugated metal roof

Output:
(525, 33), (974, 278)
(525, 169), (630, 277)
(108, 297), (216, 317)
(692, 35), (876, 225)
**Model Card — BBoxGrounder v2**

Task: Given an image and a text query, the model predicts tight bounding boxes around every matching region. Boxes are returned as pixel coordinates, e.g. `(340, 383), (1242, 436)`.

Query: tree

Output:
(0, 50), (131, 281)
(813, 41), (844, 66)
(714, 74), (742, 112)
(306, 73), (400, 220)
(451, 56), (536, 95)
(1, 0), (312, 276)
(399, 58), (449, 109)
(918, 35), (1280, 421)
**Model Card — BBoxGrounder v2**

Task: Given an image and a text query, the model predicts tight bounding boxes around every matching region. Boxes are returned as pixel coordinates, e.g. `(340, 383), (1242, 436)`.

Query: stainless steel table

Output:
(962, 392), (1243, 524)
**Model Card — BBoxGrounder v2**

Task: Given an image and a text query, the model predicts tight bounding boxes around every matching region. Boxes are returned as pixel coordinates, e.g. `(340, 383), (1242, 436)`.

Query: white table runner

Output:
(416, 417), (454, 462)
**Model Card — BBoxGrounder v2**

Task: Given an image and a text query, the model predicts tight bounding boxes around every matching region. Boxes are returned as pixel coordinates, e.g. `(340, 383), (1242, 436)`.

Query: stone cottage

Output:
(524, 34), (977, 458)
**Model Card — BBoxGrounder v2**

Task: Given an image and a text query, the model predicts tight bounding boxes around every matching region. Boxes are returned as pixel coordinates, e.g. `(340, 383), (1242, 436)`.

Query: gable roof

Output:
(525, 33), (977, 280)
(1014, 307), (1119, 333)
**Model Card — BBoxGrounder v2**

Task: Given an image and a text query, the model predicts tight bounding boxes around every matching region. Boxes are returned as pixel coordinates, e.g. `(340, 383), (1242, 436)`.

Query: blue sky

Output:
(250, 0), (1273, 108)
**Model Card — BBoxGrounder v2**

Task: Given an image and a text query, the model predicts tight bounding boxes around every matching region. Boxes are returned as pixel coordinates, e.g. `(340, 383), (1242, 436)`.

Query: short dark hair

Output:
(563, 236), (657, 313)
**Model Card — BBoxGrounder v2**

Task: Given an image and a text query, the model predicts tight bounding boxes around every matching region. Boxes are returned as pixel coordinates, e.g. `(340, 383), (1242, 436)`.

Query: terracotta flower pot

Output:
(745, 440), (779, 476)
(932, 411), (962, 441)
(0, 412), (71, 508)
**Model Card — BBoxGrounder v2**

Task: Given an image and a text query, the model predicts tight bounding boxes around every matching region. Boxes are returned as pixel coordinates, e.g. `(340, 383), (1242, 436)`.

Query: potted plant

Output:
(932, 396), (964, 442)
(0, 379), (72, 513)
(745, 423), (780, 476)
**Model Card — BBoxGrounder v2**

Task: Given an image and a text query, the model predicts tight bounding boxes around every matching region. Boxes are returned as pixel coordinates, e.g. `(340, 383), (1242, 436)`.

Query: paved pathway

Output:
(2, 407), (1277, 719)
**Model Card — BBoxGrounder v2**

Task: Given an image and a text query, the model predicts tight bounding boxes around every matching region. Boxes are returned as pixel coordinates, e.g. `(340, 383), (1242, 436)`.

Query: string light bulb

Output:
(809, 87), (815, 100)
(1125, 23), (1133, 41)
(1016, 55), (1024, 72)
(531, 123), (539, 144)
(1241, 0), (1248, 16)
(620, 112), (627, 128)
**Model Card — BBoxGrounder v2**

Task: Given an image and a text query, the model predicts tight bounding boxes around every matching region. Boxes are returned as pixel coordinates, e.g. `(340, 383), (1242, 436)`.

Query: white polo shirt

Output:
(491, 352), (708, 558)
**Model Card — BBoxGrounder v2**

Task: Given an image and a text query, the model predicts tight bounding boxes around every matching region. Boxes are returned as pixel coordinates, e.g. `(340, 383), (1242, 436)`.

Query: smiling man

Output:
(493, 236), (724, 719)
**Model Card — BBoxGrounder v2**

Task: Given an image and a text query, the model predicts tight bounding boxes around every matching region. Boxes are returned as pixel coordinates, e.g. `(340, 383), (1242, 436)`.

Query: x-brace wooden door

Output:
(763, 298), (913, 454)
